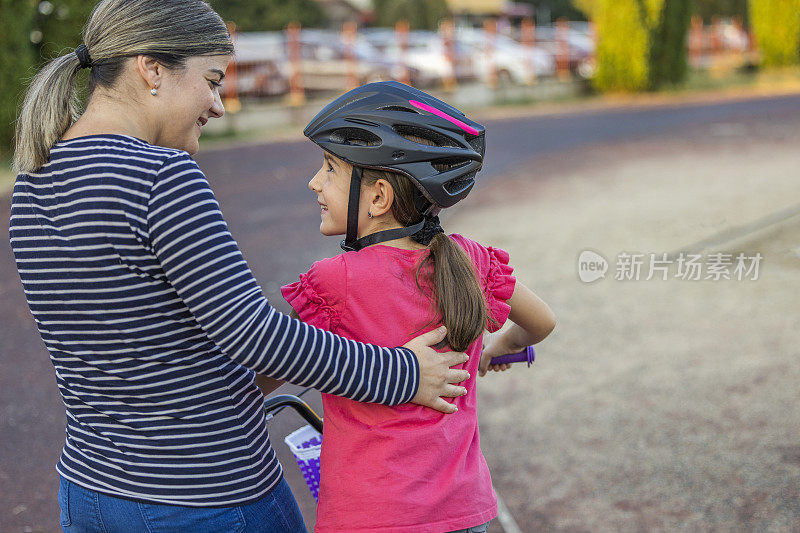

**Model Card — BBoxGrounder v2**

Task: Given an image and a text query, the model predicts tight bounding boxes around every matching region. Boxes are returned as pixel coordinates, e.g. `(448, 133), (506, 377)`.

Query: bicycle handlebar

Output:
(263, 394), (323, 433)
(488, 345), (535, 367)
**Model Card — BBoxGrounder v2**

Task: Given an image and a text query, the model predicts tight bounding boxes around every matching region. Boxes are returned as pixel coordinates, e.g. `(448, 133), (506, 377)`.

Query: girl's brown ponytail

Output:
(362, 160), (492, 352)
(419, 231), (489, 352)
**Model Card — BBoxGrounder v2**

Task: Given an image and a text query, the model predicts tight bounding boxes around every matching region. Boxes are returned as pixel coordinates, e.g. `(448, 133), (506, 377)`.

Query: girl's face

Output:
(152, 55), (229, 154)
(308, 153), (371, 236)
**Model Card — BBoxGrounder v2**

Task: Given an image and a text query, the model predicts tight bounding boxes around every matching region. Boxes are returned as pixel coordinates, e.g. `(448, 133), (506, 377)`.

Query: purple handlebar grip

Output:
(488, 346), (535, 367)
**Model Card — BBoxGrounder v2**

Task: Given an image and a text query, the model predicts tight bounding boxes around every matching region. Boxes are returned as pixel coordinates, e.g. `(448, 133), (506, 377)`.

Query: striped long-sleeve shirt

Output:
(8, 134), (419, 506)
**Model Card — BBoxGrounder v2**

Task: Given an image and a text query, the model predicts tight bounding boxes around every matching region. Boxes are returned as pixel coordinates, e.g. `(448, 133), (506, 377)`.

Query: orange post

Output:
(747, 25), (758, 56)
(731, 15), (744, 56)
(223, 22), (241, 114)
(287, 21), (305, 106)
(439, 19), (457, 92)
(343, 21), (359, 91)
(710, 16), (723, 55)
(521, 17), (537, 85)
(483, 18), (498, 89)
(555, 17), (570, 81)
(689, 15), (703, 67)
(395, 19), (411, 86)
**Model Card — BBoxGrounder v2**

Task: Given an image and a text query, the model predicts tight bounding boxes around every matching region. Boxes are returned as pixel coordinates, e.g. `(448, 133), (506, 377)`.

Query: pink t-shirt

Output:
(281, 234), (516, 533)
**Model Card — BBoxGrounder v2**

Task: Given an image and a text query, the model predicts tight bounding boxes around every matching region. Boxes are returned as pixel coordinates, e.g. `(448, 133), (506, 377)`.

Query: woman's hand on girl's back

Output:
(404, 326), (469, 414)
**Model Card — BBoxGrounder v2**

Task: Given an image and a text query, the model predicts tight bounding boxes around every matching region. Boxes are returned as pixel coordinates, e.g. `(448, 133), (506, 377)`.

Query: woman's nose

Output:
(210, 92), (224, 119)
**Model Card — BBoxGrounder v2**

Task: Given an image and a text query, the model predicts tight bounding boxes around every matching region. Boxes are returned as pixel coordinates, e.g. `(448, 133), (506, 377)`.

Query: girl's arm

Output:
(479, 281), (555, 376)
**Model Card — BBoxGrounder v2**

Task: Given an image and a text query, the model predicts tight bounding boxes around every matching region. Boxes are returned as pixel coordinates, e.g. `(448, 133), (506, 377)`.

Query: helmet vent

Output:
(380, 105), (420, 114)
(330, 127), (381, 147)
(444, 172), (477, 194)
(432, 157), (471, 173)
(467, 134), (485, 157)
(393, 124), (459, 148)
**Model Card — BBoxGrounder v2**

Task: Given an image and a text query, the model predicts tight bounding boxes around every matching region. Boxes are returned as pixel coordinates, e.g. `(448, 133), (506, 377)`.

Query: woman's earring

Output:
(150, 88), (158, 96)
(367, 211), (373, 218)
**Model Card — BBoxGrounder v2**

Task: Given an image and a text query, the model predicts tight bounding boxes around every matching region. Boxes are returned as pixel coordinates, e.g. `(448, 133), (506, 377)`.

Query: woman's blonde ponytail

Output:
(14, 52), (83, 173)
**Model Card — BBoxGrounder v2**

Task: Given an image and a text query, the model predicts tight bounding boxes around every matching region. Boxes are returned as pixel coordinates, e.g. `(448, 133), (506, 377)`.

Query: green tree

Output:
(372, 0), (449, 30)
(210, 0), (325, 31)
(0, 0), (37, 157)
(748, 0), (800, 67)
(577, 0), (692, 92)
(35, 0), (96, 58)
(649, 0), (692, 88)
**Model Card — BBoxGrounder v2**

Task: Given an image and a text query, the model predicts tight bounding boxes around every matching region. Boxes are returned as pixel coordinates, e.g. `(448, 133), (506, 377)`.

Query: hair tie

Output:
(75, 44), (93, 69)
(411, 214), (444, 246)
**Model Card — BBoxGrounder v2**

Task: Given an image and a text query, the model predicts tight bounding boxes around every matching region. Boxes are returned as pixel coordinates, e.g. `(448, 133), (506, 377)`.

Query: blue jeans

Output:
(447, 521), (491, 533)
(58, 475), (307, 532)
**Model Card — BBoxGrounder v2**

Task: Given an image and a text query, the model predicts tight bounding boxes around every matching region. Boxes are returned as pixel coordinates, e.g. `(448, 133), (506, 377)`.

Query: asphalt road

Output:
(2, 93), (799, 532)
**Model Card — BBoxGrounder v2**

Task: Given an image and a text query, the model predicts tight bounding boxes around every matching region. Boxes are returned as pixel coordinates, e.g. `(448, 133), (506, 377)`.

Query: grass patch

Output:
(653, 65), (800, 95)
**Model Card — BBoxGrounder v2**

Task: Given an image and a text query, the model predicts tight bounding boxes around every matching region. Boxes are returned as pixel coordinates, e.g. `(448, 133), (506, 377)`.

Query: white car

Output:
(370, 31), (478, 87)
(457, 29), (556, 84)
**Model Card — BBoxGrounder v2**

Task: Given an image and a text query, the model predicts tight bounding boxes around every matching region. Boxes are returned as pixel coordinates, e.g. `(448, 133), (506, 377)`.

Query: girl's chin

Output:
(319, 224), (345, 237)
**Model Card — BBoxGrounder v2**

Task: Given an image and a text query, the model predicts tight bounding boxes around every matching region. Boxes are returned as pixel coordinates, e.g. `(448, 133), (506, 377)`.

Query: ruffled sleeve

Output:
(281, 256), (346, 332)
(484, 246), (516, 332)
(448, 234), (517, 333)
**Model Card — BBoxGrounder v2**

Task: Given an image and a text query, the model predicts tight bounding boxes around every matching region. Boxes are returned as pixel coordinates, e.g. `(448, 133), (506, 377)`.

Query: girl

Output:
(10, 2), (469, 531)
(282, 81), (556, 532)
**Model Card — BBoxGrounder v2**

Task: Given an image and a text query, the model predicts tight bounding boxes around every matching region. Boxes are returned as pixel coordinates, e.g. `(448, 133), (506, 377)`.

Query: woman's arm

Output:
(147, 154), (467, 412)
(479, 281), (555, 376)
(254, 308), (297, 396)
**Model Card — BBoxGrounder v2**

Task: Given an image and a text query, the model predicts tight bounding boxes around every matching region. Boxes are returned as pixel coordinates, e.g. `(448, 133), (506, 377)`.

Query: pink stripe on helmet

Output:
(408, 100), (479, 136)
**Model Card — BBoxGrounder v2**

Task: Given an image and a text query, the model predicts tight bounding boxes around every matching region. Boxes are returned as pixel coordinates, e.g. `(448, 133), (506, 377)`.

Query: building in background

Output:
(315, 0), (373, 26)
(445, 0), (533, 26)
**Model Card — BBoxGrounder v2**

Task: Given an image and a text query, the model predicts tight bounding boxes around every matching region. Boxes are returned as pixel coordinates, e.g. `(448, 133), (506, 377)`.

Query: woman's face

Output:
(153, 54), (230, 154)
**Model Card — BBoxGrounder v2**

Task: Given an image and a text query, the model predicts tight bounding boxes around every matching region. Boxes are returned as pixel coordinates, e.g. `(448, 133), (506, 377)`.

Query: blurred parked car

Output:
(367, 30), (478, 87)
(226, 30), (420, 97)
(534, 25), (596, 79)
(456, 28), (556, 84)
(293, 32), (407, 91)
(717, 20), (750, 52)
(224, 32), (289, 99)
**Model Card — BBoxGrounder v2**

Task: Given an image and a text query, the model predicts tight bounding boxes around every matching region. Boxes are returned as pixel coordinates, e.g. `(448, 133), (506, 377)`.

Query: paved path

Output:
(462, 108), (800, 532)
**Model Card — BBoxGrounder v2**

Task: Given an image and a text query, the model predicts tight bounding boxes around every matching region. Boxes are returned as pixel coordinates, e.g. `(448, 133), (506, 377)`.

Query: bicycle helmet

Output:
(304, 81), (486, 251)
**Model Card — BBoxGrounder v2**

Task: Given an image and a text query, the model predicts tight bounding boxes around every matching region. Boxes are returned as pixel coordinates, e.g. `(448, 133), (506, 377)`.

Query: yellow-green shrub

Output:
(748, 0), (800, 67)
(580, 0), (665, 92)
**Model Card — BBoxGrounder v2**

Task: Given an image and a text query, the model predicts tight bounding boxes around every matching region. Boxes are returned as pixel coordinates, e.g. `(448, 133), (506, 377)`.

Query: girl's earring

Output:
(367, 211), (373, 219)
(150, 88), (158, 96)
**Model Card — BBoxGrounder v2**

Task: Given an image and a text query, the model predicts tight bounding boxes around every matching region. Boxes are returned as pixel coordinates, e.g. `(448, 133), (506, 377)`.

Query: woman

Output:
(10, 1), (469, 531)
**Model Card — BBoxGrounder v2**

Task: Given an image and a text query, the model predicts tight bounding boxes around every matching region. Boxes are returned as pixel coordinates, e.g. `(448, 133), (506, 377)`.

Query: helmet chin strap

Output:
(340, 165), (426, 252)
